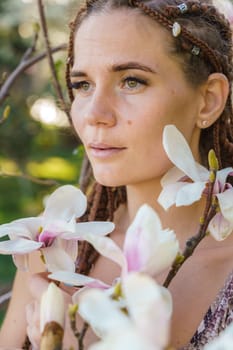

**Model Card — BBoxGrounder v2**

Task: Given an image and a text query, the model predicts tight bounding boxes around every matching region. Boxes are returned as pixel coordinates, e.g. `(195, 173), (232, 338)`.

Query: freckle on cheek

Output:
(127, 120), (132, 125)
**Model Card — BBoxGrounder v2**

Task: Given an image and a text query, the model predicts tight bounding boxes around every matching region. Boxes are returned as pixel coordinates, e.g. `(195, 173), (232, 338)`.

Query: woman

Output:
(0, 0), (233, 348)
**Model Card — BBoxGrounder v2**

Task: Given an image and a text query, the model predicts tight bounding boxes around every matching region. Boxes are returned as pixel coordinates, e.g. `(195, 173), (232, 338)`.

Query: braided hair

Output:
(66, 0), (233, 275)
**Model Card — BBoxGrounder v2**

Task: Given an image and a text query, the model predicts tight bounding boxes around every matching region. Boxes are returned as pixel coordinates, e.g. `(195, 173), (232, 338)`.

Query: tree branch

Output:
(0, 43), (67, 105)
(37, 0), (70, 118)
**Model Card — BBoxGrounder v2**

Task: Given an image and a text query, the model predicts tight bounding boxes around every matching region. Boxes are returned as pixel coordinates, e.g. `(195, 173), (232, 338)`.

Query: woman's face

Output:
(71, 9), (204, 187)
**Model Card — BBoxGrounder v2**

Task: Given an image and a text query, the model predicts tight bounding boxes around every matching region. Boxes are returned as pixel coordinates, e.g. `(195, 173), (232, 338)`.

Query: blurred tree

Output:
(0, 0), (82, 322)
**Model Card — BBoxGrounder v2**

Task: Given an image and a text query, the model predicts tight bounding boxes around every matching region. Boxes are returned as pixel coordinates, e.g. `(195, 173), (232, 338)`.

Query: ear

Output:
(196, 73), (229, 129)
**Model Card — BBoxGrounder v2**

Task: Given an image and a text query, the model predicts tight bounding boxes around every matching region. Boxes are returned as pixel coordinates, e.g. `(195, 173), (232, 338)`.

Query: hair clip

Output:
(191, 46), (200, 56)
(172, 22), (182, 37)
(177, 3), (188, 14)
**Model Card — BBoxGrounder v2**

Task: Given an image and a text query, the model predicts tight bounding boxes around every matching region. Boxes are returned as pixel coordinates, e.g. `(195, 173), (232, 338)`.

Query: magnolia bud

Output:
(40, 282), (65, 350)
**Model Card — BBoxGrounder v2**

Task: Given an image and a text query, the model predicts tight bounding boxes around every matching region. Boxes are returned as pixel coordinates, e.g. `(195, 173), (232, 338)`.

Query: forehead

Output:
(73, 9), (173, 68)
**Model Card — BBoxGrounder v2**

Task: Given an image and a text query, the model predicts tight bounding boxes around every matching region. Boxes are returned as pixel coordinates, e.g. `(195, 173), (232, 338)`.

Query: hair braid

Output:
(75, 183), (126, 275)
(132, 0), (222, 72)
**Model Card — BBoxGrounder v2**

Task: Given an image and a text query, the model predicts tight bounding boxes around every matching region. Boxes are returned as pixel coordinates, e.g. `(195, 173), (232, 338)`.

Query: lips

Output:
(88, 142), (126, 158)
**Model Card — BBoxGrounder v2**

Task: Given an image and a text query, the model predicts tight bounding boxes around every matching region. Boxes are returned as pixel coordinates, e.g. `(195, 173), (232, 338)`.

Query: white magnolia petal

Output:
(89, 329), (158, 350)
(49, 271), (109, 289)
(62, 222), (115, 240)
(40, 282), (65, 333)
(85, 234), (127, 272)
(78, 289), (131, 337)
(42, 246), (75, 273)
(161, 166), (185, 186)
(59, 239), (78, 262)
(0, 238), (42, 254)
(0, 217), (41, 239)
(163, 125), (203, 181)
(0, 223), (30, 239)
(124, 204), (179, 276)
(158, 182), (187, 210)
(208, 213), (233, 241)
(123, 205), (162, 272)
(216, 167), (233, 186)
(176, 182), (206, 206)
(13, 253), (29, 271)
(123, 273), (172, 347)
(216, 188), (233, 223)
(9, 217), (43, 239)
(143, 229), (179, 275)
(43, 185), (87, 221)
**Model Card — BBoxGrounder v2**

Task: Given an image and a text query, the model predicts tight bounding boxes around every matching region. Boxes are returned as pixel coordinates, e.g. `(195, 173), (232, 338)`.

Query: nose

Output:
(84, 90), (117, 127)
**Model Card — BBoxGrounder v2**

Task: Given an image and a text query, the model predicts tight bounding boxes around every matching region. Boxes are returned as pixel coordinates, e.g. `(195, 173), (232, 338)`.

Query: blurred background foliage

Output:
(0, 0), (82, 322)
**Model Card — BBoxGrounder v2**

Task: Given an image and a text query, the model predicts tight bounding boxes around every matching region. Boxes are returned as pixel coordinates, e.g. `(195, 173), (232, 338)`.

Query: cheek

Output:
(70, 101), (84, 137)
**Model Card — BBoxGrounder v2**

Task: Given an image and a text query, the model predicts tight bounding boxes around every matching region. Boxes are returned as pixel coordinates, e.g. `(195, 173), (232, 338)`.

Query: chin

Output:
(93, 171), (125, 188)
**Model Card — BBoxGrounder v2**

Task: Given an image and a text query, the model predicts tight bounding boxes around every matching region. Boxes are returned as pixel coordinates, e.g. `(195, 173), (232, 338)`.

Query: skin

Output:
(0, 8), (232, 349)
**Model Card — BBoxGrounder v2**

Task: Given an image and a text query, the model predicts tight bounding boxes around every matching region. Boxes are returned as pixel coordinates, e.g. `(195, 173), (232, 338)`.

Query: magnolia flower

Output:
(49, 204), (179, 289)
(78, 272), (172, 350)
(203, 321), (233, 349)
(158, 125), (233, 241)
(0, 185), (114, 271)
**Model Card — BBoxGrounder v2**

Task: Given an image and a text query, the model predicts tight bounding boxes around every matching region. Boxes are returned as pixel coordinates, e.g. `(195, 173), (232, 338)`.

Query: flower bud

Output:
(40, 283), (65, 350)
(208, 149), (219, 171)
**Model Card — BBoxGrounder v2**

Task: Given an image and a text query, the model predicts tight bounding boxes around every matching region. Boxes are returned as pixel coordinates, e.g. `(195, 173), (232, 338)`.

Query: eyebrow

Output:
(70, 61), (156, 77)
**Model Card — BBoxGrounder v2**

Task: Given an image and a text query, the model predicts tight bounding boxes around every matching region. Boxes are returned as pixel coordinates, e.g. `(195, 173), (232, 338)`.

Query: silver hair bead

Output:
(172, 22), (182, 37)
(177, 3), (188, 13)
(191, 46), (200, 56)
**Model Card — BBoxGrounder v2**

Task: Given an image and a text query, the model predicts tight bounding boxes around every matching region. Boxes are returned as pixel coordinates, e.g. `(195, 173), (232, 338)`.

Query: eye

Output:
(123, 77), (148, 90)
(69, 81), (91, 92)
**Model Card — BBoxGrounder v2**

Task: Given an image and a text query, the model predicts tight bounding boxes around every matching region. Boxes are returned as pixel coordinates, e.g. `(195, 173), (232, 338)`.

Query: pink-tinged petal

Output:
(0, 238), (42, 254)
(42, 246), (75, 272)
(208, 212), (233, 241)
(163, 125), (204, 182)
(78, 289), (131, 337)
(123, 205), (160, 272)
(175, 181), (206, 206)
(158, 182), (188, 210)
(43, 185), (87, 221)
(62, 222), (115, 240)
(49, 271), (110, 289)
(38, 219), (74, 245)
(124, 204), (179, 275)
(13, 253), (29, 271)
(216, 168), (233, 187)
(85, 234), (127, 272)
(216, 188), (233, 223)
(123, 273), (172, 348)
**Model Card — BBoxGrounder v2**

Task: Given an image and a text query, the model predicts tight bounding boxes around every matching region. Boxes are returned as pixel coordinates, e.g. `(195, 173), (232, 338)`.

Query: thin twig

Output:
(0, 43), (67, 105)
(163, 176), (217, 288)
(0, 169), (60, 186)
(78, 322), (89, 350)
(37, 0), (70, 118)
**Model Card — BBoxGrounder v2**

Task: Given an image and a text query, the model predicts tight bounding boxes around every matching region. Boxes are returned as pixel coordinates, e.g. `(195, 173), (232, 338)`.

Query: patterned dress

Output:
(181, 271), (233, 349)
